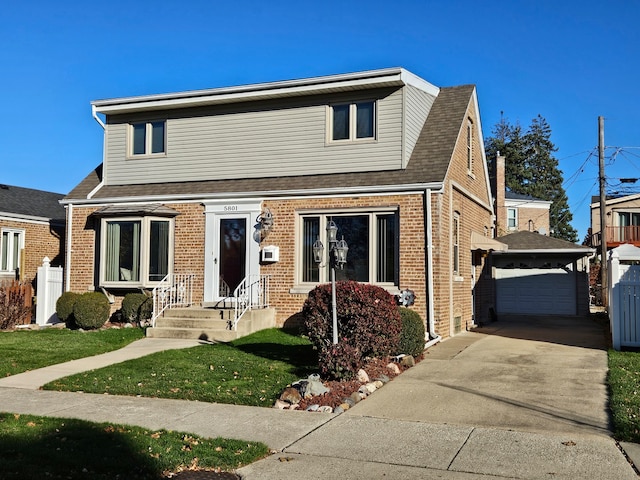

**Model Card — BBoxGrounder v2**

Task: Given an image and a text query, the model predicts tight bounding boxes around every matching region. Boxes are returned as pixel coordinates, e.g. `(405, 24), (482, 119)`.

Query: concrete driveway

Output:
(240, 314), (634, 479)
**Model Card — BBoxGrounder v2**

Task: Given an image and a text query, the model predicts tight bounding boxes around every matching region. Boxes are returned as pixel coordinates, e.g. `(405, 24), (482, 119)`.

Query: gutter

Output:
(64, 204), (72, 292)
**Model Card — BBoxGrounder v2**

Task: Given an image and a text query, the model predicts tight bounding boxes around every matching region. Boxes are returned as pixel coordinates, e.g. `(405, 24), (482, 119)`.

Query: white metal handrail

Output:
(151, 273), (194, 327)
(232, 274), (270, 330)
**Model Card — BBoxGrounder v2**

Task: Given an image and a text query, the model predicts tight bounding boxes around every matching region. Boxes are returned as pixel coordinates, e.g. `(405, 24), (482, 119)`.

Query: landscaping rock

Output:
(306, 404), (319, 412)
(342, 398), (355, 407)
(280, 387), (302, 404)
(339, 402), (350, 411)
(273, 400), (289, 409)
(387, 363), (401, 375)
(350, 392), (362, 404)
(334, 405), (344, 414)
(306, 374), (330, 396)
(357, 368), (370, 383)
(288, 404), (299, 410)
(401, 355), (415, 367)
(374, 380), (384, 389)
(318, 406), (333, 413)
(375, 374), (390, 384)
(364, 383), (377, 394)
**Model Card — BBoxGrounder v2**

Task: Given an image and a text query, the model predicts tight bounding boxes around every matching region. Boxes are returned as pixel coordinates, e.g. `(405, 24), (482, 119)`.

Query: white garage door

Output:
(496, 267), (576, 315)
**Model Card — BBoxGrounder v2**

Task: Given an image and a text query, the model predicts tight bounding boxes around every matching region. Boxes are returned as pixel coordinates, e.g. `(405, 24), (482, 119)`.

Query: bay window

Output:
(300, 210), (398, 285)
(100, 217), (173, 287)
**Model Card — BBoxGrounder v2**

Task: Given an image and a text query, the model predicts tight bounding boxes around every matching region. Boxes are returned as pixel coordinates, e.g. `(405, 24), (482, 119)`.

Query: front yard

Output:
(608, 350), (640, 443)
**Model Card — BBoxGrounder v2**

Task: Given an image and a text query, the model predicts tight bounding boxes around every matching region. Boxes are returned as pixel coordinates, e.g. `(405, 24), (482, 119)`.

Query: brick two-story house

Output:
(62, 68), (496, 340)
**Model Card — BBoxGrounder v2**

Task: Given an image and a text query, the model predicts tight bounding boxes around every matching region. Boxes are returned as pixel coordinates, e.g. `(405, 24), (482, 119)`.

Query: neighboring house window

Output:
(1, 229), (24, 273)
(507, 208), (517, 229)
(330, 101), (376, 142)
(453, 213), (460, 275)
(466, 119), (473, 173)
(130, 121), (166, 156)
(100, 217), (173, 287)
(300, 211), (398, 285)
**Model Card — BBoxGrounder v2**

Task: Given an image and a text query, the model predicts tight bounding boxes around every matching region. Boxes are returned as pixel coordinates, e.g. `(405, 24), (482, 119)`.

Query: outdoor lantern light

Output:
(257, 208), (274, 231)
(327, 219), (338, 243)
(312, 219), (349, 345)
(312, 237), (324, 264)
(335, 236), (349, 267)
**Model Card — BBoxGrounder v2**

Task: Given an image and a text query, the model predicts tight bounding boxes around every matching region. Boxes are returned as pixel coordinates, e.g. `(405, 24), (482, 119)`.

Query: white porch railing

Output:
(151, 273), (194, 327)
(232, 274), (270, 330)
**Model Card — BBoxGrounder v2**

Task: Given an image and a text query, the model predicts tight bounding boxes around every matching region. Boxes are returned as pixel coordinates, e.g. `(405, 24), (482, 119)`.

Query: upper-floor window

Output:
(330, 101), (376, 142)
(1, 228), (24, 273)
(100, 216), (173, 287)
(466, 119), (473, 173)
(507, 208), (517, 229)
(300, 210), (397, 285)
(130, 121), (166, 156)
(618, 212), (640, 226)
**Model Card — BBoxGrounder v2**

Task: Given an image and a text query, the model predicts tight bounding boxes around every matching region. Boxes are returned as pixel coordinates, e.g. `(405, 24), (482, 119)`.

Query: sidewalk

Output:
(0, 320), (638, 479)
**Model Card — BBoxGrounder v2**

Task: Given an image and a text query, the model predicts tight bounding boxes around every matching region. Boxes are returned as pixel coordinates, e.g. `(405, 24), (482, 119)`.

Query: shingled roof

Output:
(65, 84), (475, 203)
(0, 184), (65, 222)
(496, 231), (592, 252)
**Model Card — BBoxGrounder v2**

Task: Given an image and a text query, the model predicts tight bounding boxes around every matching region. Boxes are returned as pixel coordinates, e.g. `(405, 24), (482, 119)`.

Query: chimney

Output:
(495, 154), (506, 235)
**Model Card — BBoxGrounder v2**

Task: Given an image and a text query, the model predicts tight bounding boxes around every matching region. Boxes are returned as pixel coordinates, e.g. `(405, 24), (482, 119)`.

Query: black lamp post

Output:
(312, 219), (348, 344)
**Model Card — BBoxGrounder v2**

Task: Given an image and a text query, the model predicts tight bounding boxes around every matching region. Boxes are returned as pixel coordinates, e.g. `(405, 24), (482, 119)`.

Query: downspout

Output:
(64, 204), (72, 292)
(424, 188), (441, 348)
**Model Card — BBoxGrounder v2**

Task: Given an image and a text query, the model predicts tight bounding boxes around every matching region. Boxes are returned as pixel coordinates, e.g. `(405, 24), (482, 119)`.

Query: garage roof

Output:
(494, 231), (594, 255)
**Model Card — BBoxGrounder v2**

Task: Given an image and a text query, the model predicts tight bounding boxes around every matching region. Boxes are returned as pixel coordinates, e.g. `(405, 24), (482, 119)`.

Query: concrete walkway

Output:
(0, 316), (638, 479)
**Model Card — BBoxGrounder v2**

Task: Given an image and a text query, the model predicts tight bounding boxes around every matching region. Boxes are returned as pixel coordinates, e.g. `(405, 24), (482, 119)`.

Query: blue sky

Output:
(1, 0), (638, 239)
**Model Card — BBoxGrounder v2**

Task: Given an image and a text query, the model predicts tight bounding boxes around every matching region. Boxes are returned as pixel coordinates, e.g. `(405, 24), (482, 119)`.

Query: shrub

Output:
(73, 292), (110, 330)
(121, 293), (152, 324)
(56, 292), (79, 323)
(398, 307), (426, 357)
(0, 285), (31, 330)
(303, 281), (402, 379)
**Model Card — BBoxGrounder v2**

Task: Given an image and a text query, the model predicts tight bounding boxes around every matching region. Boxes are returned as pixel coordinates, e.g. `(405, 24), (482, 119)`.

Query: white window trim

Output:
(0, 228), (25, 272)
(326, 101), (377, 144)
(99, 216), (174, 288)
(507, 208), (518, 230)
(127, 120), (167, 158)
(294, 208), (398, 288)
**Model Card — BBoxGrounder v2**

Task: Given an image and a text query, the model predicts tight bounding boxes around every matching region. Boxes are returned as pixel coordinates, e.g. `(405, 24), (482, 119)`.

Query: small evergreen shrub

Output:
(73, 292), (110, 330)
(303, 280), (402, 379)
(121, 293), (152, 324)
(55, 291), (79, 323)
(398, 307), (426, 357)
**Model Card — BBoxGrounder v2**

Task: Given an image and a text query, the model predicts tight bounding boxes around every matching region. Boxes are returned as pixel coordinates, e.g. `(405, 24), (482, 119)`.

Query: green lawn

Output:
(0, 412), (268, 479)
(608, 349), (640, 442)
(0, 328), (145, 377)
(44, 328), (318, 407)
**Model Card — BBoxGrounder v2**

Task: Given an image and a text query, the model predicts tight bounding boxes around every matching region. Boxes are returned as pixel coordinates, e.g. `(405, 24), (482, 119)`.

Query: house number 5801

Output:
(224, 206), (238, 211)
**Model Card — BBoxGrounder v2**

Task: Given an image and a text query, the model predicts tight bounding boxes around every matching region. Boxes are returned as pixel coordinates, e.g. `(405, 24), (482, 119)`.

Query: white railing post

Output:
(151, 273), (195, 327)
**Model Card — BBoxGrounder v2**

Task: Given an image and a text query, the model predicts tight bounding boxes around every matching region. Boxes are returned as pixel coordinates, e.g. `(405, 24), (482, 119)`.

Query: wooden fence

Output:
(0, 279), (34, 326)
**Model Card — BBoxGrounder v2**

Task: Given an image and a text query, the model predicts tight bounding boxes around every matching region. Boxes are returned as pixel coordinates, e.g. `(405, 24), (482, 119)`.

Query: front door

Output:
(215, 216), (248, 298)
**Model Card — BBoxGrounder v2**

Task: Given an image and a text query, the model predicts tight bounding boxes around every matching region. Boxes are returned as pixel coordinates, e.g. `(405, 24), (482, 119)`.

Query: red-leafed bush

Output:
(303, 281), (401, 379)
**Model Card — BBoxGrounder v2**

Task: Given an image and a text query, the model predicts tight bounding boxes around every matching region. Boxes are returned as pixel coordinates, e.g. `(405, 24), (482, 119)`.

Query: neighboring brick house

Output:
(492, 154), (551, 236)
(62, 68), (496, 340)
(0, 184), (65, 283)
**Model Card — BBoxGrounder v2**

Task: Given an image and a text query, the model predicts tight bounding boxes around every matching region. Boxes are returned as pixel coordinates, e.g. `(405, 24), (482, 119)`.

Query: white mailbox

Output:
(261, 245), (280, 263)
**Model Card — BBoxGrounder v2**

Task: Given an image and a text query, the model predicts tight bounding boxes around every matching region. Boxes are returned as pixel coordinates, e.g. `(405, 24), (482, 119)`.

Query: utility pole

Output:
(599, 116), (608, 308)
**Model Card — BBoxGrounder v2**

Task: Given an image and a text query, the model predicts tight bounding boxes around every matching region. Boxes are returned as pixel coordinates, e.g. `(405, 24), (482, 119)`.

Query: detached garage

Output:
(492, 231), (594, 317)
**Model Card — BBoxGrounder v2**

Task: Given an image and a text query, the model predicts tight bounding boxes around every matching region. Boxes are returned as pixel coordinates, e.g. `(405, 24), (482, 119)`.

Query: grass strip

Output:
(0, 412), (268, 479)
(608, 349), (640, 442)
(44, 328), (317, 407)
(0, 328), (145, 377)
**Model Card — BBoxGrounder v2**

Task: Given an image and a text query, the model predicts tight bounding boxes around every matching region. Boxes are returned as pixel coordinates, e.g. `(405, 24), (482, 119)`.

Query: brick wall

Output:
(0, 219), (64, 288)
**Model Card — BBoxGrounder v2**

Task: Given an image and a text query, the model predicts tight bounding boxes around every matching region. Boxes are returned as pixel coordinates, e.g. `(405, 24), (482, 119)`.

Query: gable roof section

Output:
(0, 184), (65, 222)
(64, 84), (476, 204)
(495, 231), (593, 254)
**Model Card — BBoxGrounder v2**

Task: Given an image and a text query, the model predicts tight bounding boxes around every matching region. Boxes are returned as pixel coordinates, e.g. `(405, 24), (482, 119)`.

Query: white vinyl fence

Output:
(36, 257), (63, 326)
(609, 244), (640, 350)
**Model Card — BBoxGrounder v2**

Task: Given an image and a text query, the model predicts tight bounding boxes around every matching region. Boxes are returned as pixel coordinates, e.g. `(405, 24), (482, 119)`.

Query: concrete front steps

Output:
(146, 306), (276, 342)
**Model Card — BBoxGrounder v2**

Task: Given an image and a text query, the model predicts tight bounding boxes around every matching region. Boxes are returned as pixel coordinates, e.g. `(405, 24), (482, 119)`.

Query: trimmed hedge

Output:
(398, 307), (426, 357)
(303, 281), (401, 379)
(55, 292), (79, 323)
(121, 293), (152, 324)
(73, 292), (110, 330)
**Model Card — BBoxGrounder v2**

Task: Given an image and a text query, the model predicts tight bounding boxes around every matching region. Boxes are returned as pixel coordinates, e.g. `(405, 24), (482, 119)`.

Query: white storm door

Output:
(214, 215), (250, 299)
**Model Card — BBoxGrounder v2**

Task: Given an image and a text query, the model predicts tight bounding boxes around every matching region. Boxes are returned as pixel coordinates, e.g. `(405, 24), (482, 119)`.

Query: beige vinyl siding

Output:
(403, 85), (436, 168)
(104, 90), (403, 185)
(104, 89), (404, 186)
